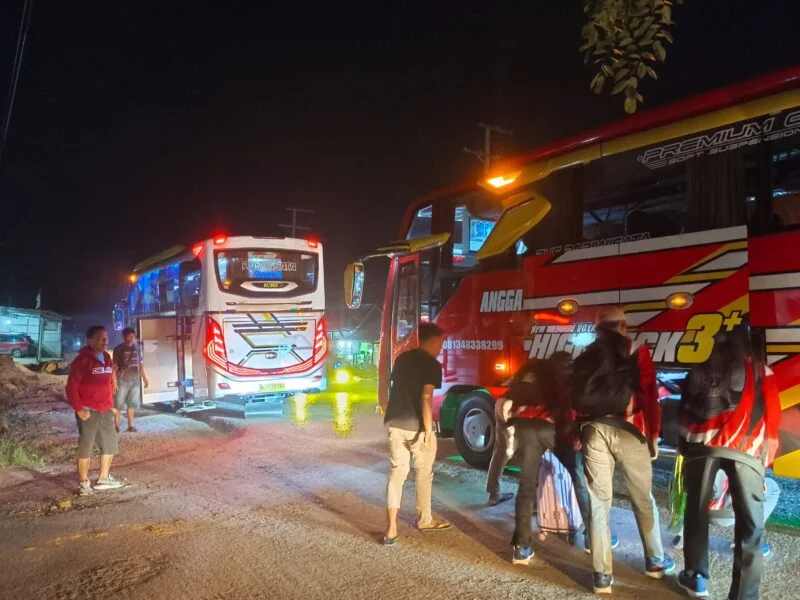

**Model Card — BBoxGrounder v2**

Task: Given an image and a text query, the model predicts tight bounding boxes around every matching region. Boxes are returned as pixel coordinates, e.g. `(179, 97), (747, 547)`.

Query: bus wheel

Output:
(454, 394), (495, 469)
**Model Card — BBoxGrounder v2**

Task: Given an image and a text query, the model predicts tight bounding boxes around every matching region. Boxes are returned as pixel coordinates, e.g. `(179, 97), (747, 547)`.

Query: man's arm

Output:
(140, 355), (150, 388)
(66, 357), (87, 414)
(421, 384), (435, 444)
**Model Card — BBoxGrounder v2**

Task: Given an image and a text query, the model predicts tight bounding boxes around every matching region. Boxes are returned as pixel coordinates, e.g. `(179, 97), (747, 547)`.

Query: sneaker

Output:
(593, 572), (614, 594)
(678, 570), (709, 598)
(93, 474), (125, 490)
(584, 532), (620, 554)
(673, 534), (684, 550)
(762, 543), (772, 558)
(645, 554), (676, 579)
(77, 480), (93, 496)
(512, 545), (534, 566)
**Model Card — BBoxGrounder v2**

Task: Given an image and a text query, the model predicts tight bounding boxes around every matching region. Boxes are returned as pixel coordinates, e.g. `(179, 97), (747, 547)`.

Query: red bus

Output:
(345, 66), (800, 477)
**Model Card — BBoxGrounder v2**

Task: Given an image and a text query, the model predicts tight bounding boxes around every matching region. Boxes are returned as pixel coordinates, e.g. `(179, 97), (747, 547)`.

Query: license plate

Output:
(259, 382), (286, 393)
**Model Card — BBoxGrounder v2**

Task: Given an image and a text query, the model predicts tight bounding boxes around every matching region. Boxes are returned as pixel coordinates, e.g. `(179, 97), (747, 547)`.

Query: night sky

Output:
(0, 1), (797, 317)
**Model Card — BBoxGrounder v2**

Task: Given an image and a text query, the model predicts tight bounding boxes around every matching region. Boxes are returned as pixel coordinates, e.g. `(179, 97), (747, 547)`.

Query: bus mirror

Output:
(344, 262), (365, 309)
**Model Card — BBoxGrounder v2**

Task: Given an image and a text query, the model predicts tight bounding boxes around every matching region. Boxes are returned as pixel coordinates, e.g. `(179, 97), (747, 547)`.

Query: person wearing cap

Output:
(574, 306), (674, 594)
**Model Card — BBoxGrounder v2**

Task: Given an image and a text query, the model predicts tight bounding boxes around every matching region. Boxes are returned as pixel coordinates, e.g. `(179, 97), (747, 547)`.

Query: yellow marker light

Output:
(667, 292), (693, 310)
(334, 369), (351, 385)
(486, 171), (521, 188)
(128, 274), (138, 284)
(557, 298), (579, 316)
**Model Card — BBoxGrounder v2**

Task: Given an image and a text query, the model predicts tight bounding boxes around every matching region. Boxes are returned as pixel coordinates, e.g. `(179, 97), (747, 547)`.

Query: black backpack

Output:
(572, 330), (640, 418)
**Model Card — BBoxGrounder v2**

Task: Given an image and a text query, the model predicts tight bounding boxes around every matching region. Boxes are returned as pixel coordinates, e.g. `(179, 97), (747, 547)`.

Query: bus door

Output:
(138, 317), (180, 404)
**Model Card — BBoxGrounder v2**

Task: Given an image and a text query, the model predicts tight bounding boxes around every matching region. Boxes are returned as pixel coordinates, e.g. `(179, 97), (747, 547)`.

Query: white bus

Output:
(114, 235), (327, 415)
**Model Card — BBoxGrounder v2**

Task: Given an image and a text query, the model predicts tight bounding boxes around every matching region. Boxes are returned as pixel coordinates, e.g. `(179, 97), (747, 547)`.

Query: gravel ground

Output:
(0, 399), (798, 600)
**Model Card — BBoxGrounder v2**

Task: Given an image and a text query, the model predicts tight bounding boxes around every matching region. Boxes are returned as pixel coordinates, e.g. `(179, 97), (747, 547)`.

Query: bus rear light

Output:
(314, 318), (328, 364)
(203, 317), (229, 371)
(307, 238), (319, 248)
(213, 235), (228, 245)
(192, 243), (205, 257)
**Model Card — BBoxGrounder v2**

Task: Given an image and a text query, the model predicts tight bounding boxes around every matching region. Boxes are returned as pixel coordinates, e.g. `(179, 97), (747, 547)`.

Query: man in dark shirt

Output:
(382, 322), (451, 545)
(112, 327), (149, 433)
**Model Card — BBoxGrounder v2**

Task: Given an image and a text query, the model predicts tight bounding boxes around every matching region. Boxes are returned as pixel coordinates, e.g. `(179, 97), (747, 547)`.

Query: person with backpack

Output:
(505, 353), (571, 565)
(572, 307), (674, 594)
(676, 325), (781, 600)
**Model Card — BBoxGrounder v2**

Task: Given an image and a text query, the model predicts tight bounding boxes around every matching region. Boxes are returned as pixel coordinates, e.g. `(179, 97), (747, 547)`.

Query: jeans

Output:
(486, 421), (516, 497)
(511, 419), (556, 547)
(683, 456), (765, 600)
(582, 422), (664, 576)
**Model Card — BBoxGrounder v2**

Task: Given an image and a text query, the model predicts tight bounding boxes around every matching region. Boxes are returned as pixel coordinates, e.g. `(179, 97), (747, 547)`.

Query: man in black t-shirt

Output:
(382, 322), (452, 545)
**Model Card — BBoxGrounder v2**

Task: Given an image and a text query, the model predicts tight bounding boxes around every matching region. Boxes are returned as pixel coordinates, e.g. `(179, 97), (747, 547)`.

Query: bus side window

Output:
(756, 139), (800, 232)
(394, 262), (418, 345)
(179, 259), (202, 311)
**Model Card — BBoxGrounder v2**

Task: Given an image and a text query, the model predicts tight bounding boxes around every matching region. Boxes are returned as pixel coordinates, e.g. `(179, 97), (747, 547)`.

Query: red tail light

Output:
(213, 235), (228, 245)
(313, 317), (328, 364)
(192, 243), (205, 257)
(203, 317), (228, 371)
(307, 238), (319, 248)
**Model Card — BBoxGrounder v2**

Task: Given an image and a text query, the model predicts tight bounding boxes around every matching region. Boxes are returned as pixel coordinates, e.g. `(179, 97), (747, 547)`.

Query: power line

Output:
(278, 207), (314, 238)
(0, 0), (34, 171)
(463, 122), (513, 173)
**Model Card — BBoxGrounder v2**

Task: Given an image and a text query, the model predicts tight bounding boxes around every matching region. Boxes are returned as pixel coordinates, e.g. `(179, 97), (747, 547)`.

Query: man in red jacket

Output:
(66, 326), (124, 496)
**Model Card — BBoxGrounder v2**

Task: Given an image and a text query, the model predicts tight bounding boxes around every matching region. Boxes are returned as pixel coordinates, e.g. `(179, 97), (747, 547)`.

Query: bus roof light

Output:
(486, 171), (520, 189)
(307, 238), (319, 248)
(192, 243), (204, 257)
(213, 235), (228, 245)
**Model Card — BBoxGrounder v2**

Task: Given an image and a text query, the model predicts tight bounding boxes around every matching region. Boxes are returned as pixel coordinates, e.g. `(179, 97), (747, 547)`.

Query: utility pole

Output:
(463, 122), (513, 173)
(278, 207), (314, 238)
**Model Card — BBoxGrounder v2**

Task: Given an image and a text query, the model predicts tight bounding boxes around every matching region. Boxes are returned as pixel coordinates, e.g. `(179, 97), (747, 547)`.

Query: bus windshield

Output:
(215, 249), (318, 297)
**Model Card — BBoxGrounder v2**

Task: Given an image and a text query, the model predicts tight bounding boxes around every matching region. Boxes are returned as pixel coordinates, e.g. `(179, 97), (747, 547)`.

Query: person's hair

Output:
(86, 325), (107, 340)
(418, 322), (444, 343)
(122, 327), (135, 337)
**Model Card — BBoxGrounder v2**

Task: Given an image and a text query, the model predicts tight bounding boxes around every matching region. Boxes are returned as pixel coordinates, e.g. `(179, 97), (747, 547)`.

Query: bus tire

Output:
(454, 394), (495, 470)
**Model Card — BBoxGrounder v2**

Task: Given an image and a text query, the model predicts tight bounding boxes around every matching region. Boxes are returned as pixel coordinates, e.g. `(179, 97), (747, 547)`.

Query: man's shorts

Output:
(76, 410), (118, 459)
(115, 379), (142, 411)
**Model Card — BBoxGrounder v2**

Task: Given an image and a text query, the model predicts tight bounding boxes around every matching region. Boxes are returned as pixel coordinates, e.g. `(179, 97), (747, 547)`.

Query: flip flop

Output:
(419, 520), (452, 532)
(488, 492), (514, 506)
(382, 535), (399, 546)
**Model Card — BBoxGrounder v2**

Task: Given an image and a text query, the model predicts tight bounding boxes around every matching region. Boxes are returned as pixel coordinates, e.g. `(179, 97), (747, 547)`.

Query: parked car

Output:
(0, 333), (33, 358)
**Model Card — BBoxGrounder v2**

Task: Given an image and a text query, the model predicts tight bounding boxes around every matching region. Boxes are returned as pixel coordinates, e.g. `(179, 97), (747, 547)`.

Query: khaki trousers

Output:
(582, 422), (664, 576)
(386, 427), (437, 528)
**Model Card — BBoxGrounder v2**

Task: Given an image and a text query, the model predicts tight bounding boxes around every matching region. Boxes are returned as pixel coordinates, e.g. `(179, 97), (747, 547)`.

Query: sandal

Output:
(419, 520), (452, 532)
(488, 492), (514, 506)
(382, 535), (399, 546)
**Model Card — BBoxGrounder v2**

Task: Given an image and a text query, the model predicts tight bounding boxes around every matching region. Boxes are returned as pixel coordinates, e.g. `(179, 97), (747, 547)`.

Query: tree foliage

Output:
(580, 0), (683, 113)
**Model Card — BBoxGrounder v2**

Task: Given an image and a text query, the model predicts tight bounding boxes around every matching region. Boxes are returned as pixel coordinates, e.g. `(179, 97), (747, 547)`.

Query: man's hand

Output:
(112, 379), (119, 395)
(648, 438), (659, 461)
(76, 409), (91, 421)
(143, 376), (150, 389)
(111, 407), (119, 416)
(423, 430), (435, 448)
